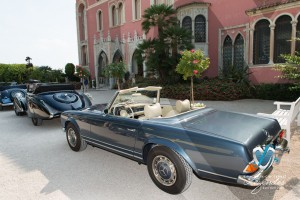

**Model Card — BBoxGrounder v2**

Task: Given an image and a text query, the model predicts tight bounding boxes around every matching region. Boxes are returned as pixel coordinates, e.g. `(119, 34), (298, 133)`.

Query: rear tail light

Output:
(279, 130), (285, 139)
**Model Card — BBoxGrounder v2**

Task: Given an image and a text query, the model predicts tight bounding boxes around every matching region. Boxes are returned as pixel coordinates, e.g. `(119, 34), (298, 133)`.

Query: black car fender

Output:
(14, 96), (27, 111)
(78, 92), (92, 108)
(142, 137), (197, 172)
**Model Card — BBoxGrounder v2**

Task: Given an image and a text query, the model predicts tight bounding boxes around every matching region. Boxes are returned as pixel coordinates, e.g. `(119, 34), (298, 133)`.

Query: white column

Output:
(249, 28), (254, 65)
(291, 21), (297, 56)
(143, 60), (147, 78)
(268, 24), (275, 64)
(192, 19), (195, 44)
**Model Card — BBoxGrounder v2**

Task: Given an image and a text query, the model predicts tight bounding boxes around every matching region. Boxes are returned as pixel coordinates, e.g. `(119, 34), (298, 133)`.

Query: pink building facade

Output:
(75, 0), (300, 88)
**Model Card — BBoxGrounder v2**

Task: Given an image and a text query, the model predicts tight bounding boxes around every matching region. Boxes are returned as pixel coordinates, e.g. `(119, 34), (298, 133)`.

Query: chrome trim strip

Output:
(82, 136), (143, 157)
(85, 139), (141, 159)
(197, 169), (237, 180)
(0, 102), (14, 106)
(83, 135), (132, 152)
(83, 137), (143, 160)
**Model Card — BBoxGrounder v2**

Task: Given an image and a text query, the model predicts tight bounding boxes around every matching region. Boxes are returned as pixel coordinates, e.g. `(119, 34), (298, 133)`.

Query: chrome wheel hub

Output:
(152, 155), (176, 186)
(67, 128), (77, 147)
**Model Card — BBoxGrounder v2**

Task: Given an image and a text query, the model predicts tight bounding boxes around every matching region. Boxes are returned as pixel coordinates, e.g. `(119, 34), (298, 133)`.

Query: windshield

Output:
(113, 90), (158, 106)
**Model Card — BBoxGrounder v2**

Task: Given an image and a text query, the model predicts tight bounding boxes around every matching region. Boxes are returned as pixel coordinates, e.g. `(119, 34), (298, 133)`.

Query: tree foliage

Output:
(176, 49), (210, 80)
(275, 50), (300, 89)
(104, 62), (126, 90)
(138, 4), (193, 82)
(0, 63), (65, 83)
(65, 63), (75, 78)
(0, 64), (27, 83)
(76, 65), (90, 78)
(176, 49), (210, 104)
(29, 66), (65, 83)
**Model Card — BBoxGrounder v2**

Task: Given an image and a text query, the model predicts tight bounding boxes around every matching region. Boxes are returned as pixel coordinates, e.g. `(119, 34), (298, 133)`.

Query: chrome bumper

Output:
(238, 138), (289, 187)
(237, 166), (273, 186)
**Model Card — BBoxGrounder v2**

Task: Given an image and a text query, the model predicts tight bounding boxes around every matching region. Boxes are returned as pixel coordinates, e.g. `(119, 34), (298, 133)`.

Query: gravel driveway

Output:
(0, 89), (299, 200)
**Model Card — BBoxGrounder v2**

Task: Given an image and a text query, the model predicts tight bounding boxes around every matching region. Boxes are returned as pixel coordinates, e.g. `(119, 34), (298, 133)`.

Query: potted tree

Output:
(176, 49), (210, 106)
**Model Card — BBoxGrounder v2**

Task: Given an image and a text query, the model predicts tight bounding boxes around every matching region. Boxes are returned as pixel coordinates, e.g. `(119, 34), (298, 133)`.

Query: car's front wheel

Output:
(32, 117), (43, 126)
(66, 123), (87, 152)
(147, 146), (192, 194)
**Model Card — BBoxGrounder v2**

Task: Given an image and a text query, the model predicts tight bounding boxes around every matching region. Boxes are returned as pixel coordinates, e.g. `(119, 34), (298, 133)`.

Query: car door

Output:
(88, 113), (142, 158)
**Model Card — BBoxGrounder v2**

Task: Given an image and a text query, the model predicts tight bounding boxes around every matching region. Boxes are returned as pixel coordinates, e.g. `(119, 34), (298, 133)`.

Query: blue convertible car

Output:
(60, 86), (289, 194)
(0, 83), (26, 111)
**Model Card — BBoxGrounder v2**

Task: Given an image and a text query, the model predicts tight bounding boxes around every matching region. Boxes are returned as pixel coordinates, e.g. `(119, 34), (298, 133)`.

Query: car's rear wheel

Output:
(147, 146), (192, 194)
(14, 107), (20, 116)
(32, 117), (43, 126)
(66, 123), (87, 152)
(13, 102), (21, 116)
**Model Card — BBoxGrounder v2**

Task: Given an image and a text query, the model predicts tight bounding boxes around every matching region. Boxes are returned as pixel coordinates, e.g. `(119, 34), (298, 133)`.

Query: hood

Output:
(183, 108), (281, 150)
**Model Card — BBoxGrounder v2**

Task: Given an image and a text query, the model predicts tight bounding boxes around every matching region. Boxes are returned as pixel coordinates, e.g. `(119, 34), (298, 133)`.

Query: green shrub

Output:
(135, 78), (252, 100)
(134, 77), (300, 101)
(253, 84), (300, 101)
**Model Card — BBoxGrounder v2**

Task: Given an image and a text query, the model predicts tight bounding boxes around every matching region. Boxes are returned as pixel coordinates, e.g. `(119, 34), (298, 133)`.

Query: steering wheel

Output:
(112, 103), (134, 118)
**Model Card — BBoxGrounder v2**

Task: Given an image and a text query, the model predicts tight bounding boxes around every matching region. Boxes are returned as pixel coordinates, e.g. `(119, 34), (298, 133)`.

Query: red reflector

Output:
(279, 130), (285, 139)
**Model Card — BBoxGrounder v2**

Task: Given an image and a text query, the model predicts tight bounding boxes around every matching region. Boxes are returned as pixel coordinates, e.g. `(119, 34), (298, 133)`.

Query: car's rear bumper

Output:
(237, 138), (289, 187)
(237, 166), (273, 186)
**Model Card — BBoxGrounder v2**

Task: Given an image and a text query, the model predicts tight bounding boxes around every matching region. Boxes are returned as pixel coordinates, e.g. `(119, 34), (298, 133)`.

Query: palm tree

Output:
(139, 4), (193, 81)
(142, 4), (177, 36)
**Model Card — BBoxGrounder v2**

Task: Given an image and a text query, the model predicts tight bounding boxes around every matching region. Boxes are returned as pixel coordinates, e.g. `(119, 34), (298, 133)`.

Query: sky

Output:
(0, 0), (78, 71)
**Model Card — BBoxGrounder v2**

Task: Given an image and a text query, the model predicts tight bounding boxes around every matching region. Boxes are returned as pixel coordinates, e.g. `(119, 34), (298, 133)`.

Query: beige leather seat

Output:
(140, 103), (162, 119)
(164, 99), (190, 117)
(176, 99), (190, 113)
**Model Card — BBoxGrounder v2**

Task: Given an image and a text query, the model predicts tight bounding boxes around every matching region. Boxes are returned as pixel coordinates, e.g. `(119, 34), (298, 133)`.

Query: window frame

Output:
(96, 10), (103, 31)
(194, 15), (206, 43)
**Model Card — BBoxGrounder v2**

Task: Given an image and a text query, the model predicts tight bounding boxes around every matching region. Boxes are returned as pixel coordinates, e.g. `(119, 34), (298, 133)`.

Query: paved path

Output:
(0, 89), (299, 200)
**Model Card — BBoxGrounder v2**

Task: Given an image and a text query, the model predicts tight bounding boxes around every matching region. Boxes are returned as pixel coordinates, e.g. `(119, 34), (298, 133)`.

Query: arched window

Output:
(97, 11), (102, 31)
(134, 0), (141, 20)
(234, 34), (244, 69)
(182, 16), (192, 34)
(113, 50), (123, 63)
(274, 15), (292, 63)
(78, 4), (86, 41)
(223, 36), (233, 73)
(296, 15), (300, 52)
(118, 3), (123, 25)
(112, 5), (117, 26)
(195, 15), (206, 42)
(253, 19), (270, 64)
(81, 46), (88, 66)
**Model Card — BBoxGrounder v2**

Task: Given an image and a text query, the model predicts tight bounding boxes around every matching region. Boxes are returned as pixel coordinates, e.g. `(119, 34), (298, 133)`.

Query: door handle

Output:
(127, 128), (136, 132)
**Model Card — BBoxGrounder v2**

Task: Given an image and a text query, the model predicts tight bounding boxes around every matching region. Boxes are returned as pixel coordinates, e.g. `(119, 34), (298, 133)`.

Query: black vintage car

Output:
(14, 83), (92, 126)
(0, 82), (26, 111)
